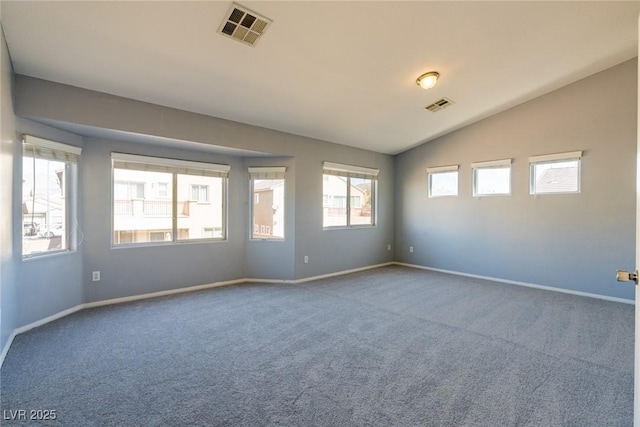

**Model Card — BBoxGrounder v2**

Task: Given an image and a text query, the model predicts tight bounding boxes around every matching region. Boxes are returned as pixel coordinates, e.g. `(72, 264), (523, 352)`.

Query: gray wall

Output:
(81, 138), (248, 302)
(1, 20), (18, 355)
(12, 75), (395, 306)
(14, 119), (84, 326)
(395, 59), (637, 301)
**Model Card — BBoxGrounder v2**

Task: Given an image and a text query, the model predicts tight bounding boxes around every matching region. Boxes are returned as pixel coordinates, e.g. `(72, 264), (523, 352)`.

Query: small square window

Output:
(428, 168), (458, 198)
(530, 157), (580, 195)
(472, 160), (511, 197)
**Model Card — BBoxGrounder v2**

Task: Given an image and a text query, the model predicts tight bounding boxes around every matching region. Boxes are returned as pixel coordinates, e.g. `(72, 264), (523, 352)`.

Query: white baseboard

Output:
(83, 278), (246, 310)
(0, 263), (394, 367)
(292, 262), (395, 284)
(395, 262), (634, 305)
(0, 330), (17, 370)
(5, 260), (627, 368)
(1, 304), (84, 368)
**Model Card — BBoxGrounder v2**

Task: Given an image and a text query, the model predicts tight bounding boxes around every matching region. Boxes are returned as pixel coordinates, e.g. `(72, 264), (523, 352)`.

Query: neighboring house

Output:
(22, 197), (62, 233)
(535, 167), (578, 193)
(113, 170), (224, 244)
(253, 180), (284, 238)
(322, 175), (370, 226)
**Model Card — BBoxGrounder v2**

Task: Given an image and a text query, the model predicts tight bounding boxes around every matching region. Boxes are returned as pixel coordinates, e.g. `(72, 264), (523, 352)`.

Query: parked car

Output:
(41, 225), (63, 239)
(23, 222), (40, 236)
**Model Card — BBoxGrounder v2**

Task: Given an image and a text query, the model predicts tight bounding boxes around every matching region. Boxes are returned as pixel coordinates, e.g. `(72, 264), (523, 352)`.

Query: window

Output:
(249, 167), (285, 240)
(427, 165), (459, 197)
(191, 184), (209, 202)
(472, 159), (511, 196)
(323, 162), (377, 228)
(530, 151), (582, 195)
(115, 181), (145, 199)
(22, 135), (81, 257)
(112, 153), (229, 245)
(156, 182), (169, 198)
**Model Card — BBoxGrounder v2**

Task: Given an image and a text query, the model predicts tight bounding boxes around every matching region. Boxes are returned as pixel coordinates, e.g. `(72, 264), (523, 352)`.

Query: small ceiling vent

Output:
(425, 98), (454, 112)
(218, 3), (272, 47)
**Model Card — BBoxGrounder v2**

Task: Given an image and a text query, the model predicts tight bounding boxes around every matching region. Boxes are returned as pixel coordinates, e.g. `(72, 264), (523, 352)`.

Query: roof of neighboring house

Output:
(254, 180), (284, 192)
(22, 197), (63, 214)
(535, 167), (577, 193)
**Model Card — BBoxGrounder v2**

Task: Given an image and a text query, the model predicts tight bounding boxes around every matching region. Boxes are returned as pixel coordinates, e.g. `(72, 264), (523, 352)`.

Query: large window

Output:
(249, 167), (286, 240)
(22, 135), (81, 257)
(530, 151), (582, 195)
(112, 153), (229, 246)
(472, 159), (511, 197)
(427, 165), (459, 198)
(323, 162), (377, 228)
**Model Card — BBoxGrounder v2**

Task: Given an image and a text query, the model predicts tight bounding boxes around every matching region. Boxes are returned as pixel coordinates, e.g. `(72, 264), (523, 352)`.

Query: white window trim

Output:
(249, 167), (286, 241)
(529, 151), (582, 164)
(472, 159), (512, 197)
(22, 135), (80, 259)
(530, 151), (582, 195)
(322, 161), (378, 229)
(427, 165), (459, 198)
(111, 153), (229, 246)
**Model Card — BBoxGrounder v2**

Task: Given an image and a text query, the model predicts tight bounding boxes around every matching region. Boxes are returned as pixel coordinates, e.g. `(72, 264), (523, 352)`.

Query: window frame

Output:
(529, 151), (582, 195)
(21, 135), (81, 259)
(472, 159), (512, 197)
(322, 161), (378, 229)
(249, 167), (286, 241)
(111, 153), (229, 247)
(427, 165), (459, 198)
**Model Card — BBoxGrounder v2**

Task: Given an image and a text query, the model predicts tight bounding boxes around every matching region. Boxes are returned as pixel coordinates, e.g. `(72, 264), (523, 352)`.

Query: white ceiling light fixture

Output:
(416, 71), (440, 90)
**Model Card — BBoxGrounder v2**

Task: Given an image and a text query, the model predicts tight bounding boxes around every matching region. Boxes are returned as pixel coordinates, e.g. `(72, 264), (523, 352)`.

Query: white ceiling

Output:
(2, 1), (639, 155)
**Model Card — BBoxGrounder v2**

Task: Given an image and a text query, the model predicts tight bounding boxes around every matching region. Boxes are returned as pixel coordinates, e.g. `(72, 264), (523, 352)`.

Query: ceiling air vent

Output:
(219, 3), (272, 47)
(425, 98), (454, 112)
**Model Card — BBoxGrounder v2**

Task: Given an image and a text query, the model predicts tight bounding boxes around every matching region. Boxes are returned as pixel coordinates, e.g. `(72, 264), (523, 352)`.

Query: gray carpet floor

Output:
(0, 265), (634, 426)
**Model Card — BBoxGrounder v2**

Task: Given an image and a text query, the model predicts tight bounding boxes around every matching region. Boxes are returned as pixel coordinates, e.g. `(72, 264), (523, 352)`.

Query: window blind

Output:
(23, 135), (82, 162)
(248, 167), (286, 180)
(427, 164), (459, 173)
(112, 153), (230, 178)
(529, 151), (582, 164)
(471, 158), (512, 168)
(323, 161), (379, 179)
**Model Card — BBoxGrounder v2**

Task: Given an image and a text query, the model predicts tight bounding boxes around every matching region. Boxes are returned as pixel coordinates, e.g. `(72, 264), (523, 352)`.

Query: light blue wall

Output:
(14, 119), (84, 326)
(395, 59), (637, 301)
(81, 138), (248, 302)
(0, 20), (18, 356)
(3, 51), (635, 351)
(12, 75), (395, 305)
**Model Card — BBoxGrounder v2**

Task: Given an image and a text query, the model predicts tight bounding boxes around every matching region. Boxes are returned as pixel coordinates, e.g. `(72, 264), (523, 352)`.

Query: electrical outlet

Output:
(409, 246), (414, 253)
(387, 244), (391, 251)
(92, 271), (100, 282)
(304, 256), (309, 264)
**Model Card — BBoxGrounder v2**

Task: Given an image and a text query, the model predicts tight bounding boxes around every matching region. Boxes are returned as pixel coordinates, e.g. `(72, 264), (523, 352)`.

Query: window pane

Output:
(349, 177), (374, 226)
(113, 168), (173, 245)
(429, 171), (458, 197)
(178, 175), (224, 240)
(323, 174), (347, 227)
(252, 178), (285, 239)
(22, 156), (68, 256)
(191, 184), (209, 202)
(532, 160), (579, 194)
(474, 167), (511, 196)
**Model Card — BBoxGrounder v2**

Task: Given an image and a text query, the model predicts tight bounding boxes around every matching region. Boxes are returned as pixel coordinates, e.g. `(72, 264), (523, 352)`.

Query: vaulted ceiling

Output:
(2, 1), (638, 154)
